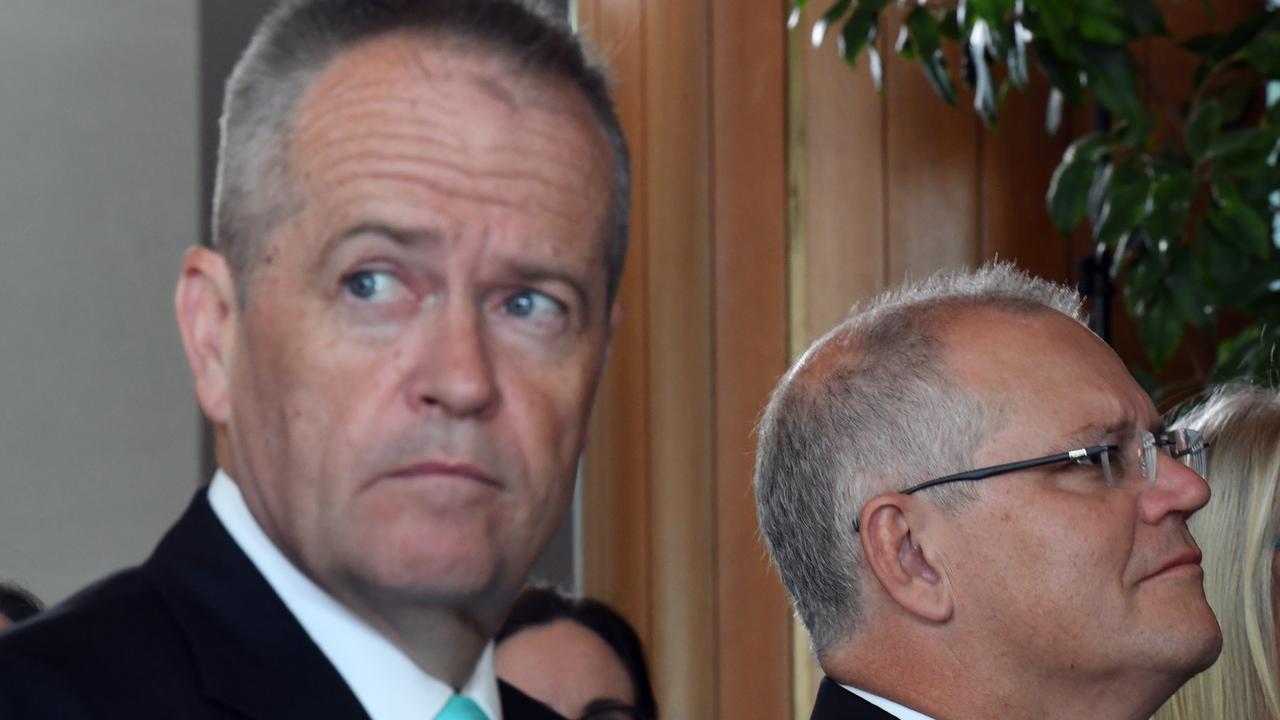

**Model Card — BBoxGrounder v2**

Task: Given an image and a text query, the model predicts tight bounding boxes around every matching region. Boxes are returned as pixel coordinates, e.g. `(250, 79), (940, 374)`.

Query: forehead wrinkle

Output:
(294, 97), (604, 232)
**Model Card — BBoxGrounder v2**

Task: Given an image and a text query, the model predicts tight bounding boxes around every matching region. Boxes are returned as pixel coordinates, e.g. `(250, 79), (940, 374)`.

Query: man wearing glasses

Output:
(755, 262), (1220, 720)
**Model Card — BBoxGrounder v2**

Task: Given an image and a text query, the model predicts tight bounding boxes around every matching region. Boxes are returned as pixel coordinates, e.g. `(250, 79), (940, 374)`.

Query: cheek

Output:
(501, 350), (601, 462)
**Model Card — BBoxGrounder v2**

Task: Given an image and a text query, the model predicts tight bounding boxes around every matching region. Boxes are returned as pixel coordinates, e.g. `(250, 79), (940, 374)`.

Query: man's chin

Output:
(355, 548), (510, 609)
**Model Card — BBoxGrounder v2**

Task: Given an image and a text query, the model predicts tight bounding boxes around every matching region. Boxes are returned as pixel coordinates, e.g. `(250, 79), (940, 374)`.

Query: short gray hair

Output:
(213, 0), (630, 303)
(754, 261), (1087, 655)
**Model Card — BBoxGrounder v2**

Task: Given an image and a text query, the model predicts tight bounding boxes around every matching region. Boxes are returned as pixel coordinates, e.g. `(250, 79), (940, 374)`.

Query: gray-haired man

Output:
(0, 1), (628, 718)
(756, 263), (1220, 720)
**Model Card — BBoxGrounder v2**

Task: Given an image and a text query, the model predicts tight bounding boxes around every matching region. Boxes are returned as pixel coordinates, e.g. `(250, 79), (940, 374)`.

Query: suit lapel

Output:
(810, 678), (901, 720)
(145, 490), (370, 720)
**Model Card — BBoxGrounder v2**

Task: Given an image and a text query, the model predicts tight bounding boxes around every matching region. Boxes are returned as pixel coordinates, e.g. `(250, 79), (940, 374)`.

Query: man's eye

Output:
(503, 289), (565, 320)
(342, 270), (401, 302)
(1073, 453), (1106, 468)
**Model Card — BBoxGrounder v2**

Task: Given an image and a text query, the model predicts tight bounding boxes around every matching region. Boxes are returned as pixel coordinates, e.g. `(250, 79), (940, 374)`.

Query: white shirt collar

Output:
(839, 683), (937, 720)
(207, 470), (503, 720)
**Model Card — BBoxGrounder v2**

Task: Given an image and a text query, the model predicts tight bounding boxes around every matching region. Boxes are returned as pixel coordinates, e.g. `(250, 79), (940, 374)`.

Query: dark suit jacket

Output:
(810, 678), (910, 720)
(0, 490), (563, 720)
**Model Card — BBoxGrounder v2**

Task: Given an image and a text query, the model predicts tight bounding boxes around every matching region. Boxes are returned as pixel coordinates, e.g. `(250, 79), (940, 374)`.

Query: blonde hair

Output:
(1155, 385), (1280, 720)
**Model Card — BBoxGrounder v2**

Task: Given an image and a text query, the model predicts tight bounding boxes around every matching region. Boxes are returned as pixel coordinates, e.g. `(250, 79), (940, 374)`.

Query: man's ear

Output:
(859, 495), (954, 624)
(174, 246), (237, 425)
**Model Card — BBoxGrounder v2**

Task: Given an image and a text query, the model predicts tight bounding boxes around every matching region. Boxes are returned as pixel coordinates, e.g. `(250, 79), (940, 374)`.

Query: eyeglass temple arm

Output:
(855, 450), (1085, 530)
(898, 450), (1086, 495)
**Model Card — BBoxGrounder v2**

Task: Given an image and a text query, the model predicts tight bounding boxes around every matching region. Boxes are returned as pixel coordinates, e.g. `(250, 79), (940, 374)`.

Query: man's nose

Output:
(1137, 451), (1212, 524)
(409, 302), (499, 418)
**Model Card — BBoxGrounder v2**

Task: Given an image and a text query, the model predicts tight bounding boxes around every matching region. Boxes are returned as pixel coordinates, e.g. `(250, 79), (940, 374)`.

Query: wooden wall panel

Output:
(578, 1), (791, 717)
(884, 22), (982, 278)
(795, 10), (888, 343)
(709, 1), (791, 718)
(577, 0), (653, 646)
(981, 79), (1074, 281)
(642, 0), (718, 716)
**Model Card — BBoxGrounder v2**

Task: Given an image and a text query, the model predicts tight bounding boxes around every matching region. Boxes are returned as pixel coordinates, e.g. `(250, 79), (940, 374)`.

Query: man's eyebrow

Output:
(318, 222), (443, 261)
(508, 261), (592, 313)
(1064, 420), (1134, 448)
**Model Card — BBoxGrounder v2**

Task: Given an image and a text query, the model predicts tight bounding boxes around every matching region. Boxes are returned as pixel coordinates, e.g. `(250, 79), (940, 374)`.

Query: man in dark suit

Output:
(755, 264), (1222, 720)
(0, 1), (630, 718)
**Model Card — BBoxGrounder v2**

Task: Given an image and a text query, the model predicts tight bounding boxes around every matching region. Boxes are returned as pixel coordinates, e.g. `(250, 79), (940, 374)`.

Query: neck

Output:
(336, 590), (491, 689)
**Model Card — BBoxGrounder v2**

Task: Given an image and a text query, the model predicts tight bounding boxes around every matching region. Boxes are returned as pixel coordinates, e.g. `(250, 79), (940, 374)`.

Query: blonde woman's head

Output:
(1156, 385), (1280, 720)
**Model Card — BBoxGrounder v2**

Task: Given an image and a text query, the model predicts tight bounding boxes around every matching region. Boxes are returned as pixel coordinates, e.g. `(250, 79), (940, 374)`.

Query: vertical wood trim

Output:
(797, 7), (888, 341)
(884, 20), (981, 278)
(786, 18), (820, 720)
(979, 79), (1072, 280)
(709, 0), (792, 718)
(788, 6), (893, 718)
(578, 0), (653, 651)
(642, 0), (717, 716)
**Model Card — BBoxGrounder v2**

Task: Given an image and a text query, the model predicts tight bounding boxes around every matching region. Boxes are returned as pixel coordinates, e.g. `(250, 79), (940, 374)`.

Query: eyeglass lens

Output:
(1126, 428), (1206, 486)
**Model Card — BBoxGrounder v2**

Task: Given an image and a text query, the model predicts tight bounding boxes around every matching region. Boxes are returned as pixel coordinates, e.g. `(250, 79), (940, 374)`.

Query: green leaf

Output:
(906, 6), (943, 55)
(1146, 168), (1195, 244)
(895, 26), (917, 60)
(1078, 43), (1144, 121)
(1242, 28), (1280, 77)
(907, 7), (956, 105)
(1205, 126), (1280, 177)
(1008, 20), (1030, 89)
(1124, 236), (1162, 297)
(1046, 133), (1112, 234)
(1029, 0), (1074, 50)
(1186, 99), (1222, 162)
(967, 0), (1015, 28)
(1208, 83), (1257, 126)
(1117, 0), (1168, 36)
(1166, 260), (1210, 328)
(867, 44), (884, 91)
(1046, 87), (1065, 135)
(1205, 126), (1280, 161)
(1094, 163), (1150, 249)
(838, 8), (878, 66)
(940, 10), (962, 41)
(1212, 10), (1275, 62)
(1211, 323), (1280, 385)
(812, 0), (853, 47)
(969, 25), (998, 125)
(1047, 157), (1094, 234)
(1136, 294), (1184, 370)
(921, 49), (958, 105)
(1182, 33), (1221, 57)
(1209, 186), (1271, 258)
(1114, 112), (1156, 148)
(1088, 163), (1113, 227)
(1077, 0), (1136, 44)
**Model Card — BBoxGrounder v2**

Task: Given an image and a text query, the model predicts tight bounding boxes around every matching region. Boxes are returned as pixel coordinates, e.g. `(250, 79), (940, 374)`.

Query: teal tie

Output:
(435, 695), (489, 720)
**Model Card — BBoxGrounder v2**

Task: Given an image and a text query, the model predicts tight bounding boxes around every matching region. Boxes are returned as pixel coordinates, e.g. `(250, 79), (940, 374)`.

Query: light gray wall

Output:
(0, 1), (200, 604)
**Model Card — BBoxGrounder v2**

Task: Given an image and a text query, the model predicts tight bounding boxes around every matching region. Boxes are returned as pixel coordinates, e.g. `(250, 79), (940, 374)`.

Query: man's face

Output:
(937, 308), (1220, 686)
(219, 37), (615, 624)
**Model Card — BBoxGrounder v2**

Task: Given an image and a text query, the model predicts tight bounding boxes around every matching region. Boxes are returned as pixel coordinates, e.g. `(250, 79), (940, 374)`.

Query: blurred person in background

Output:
(496, 587), (656, 720)
(0, 582), (41, 630)
(1155, 385), (1280, 720)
